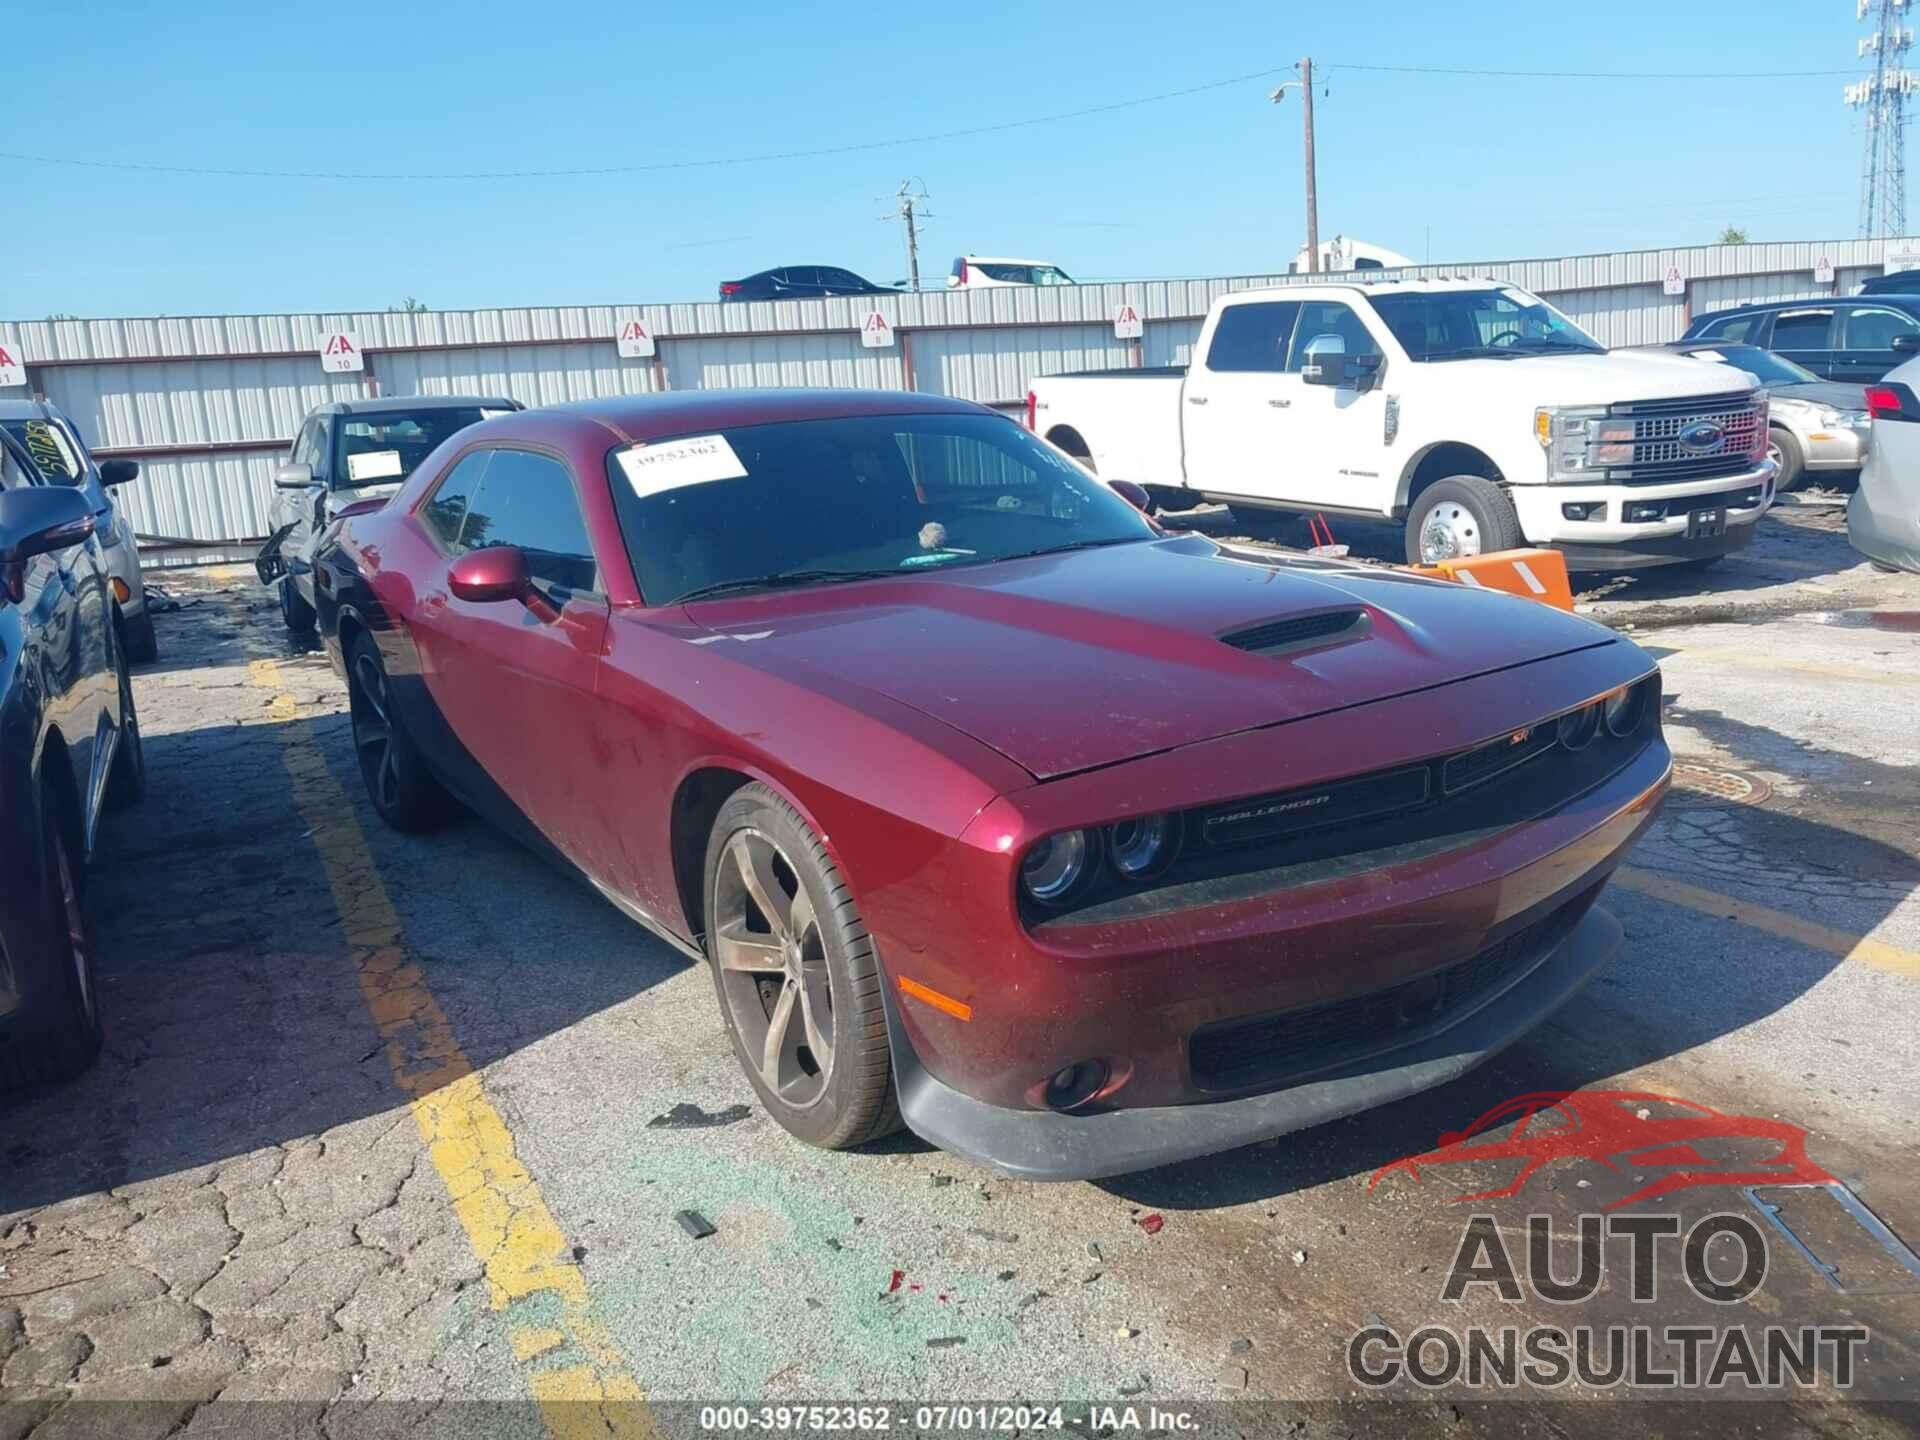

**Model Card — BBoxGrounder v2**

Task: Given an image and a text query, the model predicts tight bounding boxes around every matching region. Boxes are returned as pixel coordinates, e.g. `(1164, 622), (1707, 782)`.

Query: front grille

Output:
(1186, 881), (1602, 1094)
(1605, 390), (1763, 483)
(1221, 609), (1367, 655)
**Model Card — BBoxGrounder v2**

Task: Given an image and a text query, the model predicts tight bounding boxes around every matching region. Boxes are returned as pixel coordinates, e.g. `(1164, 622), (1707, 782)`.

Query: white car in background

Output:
(1848, 356), (1920, 572)
(948, 256), (1075, 289)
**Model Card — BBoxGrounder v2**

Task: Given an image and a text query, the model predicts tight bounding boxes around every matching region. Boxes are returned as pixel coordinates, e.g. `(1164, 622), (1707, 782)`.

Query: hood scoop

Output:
(1220, 607), (1369, 656)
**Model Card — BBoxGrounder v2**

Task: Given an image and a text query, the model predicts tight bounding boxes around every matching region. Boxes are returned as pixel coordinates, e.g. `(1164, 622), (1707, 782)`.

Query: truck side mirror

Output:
(1300, 334), (1348, 387)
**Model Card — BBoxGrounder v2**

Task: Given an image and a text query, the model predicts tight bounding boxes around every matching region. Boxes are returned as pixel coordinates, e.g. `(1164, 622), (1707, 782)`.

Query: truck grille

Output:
(1607, 390), (1764, 484)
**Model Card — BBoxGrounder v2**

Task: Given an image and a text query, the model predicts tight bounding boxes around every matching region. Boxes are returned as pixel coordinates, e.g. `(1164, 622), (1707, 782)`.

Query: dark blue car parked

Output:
(0, 426), (144, 1090)
(1682, 296), (1920, 382)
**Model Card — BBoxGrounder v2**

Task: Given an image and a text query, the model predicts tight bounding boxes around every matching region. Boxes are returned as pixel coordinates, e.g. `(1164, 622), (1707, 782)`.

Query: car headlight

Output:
(1534, 405), (1623, 479)
(1557, 703), (1600, 751)
(1836, 408), (1869, 426)
(1021, 829), (1096, 903)
(1108, 813), (1181, 880)
(1604, 681), (1649, 736)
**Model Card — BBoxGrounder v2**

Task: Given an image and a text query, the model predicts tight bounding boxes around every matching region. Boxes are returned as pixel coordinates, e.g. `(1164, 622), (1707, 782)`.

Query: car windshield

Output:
(608, 412), (1155, 606)
(334, 408), (493, 488)
(1672, 345), (1817, 385)
(1371, 289), (1605, 360)
(0, 418), (84, 484)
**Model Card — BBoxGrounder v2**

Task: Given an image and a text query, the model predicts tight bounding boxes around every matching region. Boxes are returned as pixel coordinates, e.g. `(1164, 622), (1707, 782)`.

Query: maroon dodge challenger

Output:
(310, 389), (1670, 1180)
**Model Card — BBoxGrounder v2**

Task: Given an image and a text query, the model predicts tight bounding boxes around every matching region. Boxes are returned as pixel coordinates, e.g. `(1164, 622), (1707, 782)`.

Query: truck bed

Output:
(1028, 369), (1188, 489)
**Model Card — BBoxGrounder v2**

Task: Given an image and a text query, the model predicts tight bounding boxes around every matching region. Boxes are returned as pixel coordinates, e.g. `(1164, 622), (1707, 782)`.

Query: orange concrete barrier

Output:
(1408, 548), (1575, 611)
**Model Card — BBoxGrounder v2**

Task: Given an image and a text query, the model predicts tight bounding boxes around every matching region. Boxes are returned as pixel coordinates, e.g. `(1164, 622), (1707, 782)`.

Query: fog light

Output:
(1109, 813), (1180, 880)
(1560, 502), (1605, 521)
(1557, 703), (1600, 751)
(1021, 829), (1095, 904)
(1604, 681), (1648, 736)
(1625, 501), (1666, 523)
(1042, 1059), (1109, 1111)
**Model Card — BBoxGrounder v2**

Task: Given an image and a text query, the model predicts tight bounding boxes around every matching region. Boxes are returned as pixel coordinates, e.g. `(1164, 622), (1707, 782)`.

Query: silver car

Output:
(0, 399), (154, 661)
(1848, 355), (1920, 572)
(1647, 342), (1869, 490)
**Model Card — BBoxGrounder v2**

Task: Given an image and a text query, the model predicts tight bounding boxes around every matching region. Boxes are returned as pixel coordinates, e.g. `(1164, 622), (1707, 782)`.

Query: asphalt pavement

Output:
(2, 509), (1918, 1439)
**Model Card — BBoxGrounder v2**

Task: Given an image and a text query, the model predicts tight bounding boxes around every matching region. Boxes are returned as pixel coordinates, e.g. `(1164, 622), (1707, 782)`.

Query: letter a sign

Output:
(320, 331), (364, 374)
(617, 318), (656, 359)
(0, 343), (24, 388)
(860, 310), (895, 349)
(1112, 303), (1144, 340)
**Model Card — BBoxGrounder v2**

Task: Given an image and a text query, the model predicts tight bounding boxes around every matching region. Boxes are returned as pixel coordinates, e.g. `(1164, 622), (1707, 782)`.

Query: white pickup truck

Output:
(1026, 279), (1778, 569)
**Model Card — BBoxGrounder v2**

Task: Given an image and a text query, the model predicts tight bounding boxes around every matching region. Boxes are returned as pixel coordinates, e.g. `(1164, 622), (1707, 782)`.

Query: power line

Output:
(0, 59), (1862, 185)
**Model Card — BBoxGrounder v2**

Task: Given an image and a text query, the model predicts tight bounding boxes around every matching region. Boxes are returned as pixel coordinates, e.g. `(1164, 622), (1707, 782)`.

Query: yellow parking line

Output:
(247, 660), (654, 1439)
(1614, 865), (1920, 979)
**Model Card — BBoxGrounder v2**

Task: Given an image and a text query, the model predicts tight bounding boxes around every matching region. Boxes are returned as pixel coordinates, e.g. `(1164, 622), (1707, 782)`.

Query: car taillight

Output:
(959, 260), (968, 286)
(1866, 384), (1906, 420)
(1025, 389), (1037, 431)
(719, 282), (741, 297)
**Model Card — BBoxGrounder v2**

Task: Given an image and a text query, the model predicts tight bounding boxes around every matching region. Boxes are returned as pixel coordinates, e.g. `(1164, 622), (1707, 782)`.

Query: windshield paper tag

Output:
(618, 435), (748, 496)
(346, 450), (404, 482)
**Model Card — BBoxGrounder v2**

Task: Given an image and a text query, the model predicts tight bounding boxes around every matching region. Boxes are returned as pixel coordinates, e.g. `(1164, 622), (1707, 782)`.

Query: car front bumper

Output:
(1801, 423), (1869, 471)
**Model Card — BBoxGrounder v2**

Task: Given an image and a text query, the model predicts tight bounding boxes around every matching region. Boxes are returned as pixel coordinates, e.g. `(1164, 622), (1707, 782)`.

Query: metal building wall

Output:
(2, 236), (1911, 554)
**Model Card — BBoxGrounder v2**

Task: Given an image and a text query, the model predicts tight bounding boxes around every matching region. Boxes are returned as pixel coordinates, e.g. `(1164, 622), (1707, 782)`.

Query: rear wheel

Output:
(702, 784), (899, 1150)
(280, 577), (316, 635)
(346, 631), (447, 832)
(1767, 428), (1806, 491)
(1406, 476), (1524, 565)
(0, 785), (103, 1091)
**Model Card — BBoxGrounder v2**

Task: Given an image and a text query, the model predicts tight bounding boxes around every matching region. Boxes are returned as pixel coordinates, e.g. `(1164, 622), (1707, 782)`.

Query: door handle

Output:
(1268, 398), (1291, 408)
(1187, 395), (1209, 406)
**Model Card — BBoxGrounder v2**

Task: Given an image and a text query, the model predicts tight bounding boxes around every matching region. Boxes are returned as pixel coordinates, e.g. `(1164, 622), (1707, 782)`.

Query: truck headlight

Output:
(1534, 405), (1611, 479)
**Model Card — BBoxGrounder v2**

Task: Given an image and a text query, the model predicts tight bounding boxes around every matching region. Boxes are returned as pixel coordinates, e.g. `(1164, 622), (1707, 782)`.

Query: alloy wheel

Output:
(711, 829), (836, 1108)
(350, 650), (402, 812)
(1420, 502), (1484, 564)
(52, 824), (94, 1027)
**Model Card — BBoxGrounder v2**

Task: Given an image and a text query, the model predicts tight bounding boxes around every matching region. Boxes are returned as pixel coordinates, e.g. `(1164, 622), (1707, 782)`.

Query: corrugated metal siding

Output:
(6, 235), (1915, 552)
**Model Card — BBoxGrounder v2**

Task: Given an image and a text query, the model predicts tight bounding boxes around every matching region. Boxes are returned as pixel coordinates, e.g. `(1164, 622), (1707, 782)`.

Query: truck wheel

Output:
(280, 577), (316, 635)
(1406, 476), (1523, 565)
(1767, 428), (1805, 491)
(702, 784), (901, 1150)
(0, 783), (103, 1091)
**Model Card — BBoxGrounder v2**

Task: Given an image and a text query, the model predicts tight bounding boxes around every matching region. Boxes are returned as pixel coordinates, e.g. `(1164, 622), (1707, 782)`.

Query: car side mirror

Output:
(1109, 480), (1152, 513)
(1893, 334), (1920, 355)
(1300, 333), (1348, 387)
(0, 485), (96, 566)
(449, 545), (532, 604)
(99, 458), (139, 488)
(274, 462), (316, 490)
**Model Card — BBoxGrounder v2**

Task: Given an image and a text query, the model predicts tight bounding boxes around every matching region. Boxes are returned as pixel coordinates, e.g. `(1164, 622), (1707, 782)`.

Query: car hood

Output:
(1437, 350), (1759, 406)
(1772, 381), (1869, 411)
(682, 536), (1619, 781)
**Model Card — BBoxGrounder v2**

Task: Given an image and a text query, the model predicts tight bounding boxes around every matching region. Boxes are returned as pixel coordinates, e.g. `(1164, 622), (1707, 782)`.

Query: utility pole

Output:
(1271, 60), (1321, 272)
(892, 179), (930, 290)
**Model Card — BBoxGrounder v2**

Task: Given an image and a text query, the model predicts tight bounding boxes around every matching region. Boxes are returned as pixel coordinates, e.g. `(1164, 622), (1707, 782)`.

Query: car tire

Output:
(281, 577), (316, 635)
(106, 632), (145, 810)
(0, 784), (104, 1091)
(1768, 428), (1806, 491)
(346, 630), (447, 832)
(702, 783), (901, 1150)
(1406, 476), (1524, 566)
(120, 606), (158, 664)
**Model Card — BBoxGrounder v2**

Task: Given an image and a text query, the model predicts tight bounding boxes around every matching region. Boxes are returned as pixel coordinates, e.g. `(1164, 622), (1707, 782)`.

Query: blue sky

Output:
(1, 0), (1874, 317)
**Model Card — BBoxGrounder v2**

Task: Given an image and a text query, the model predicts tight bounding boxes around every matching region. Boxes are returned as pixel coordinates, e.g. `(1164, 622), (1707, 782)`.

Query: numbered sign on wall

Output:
(1662, 266), (1686, 297)
(319, 332), (364, 374)
(0, 343), (24, 388)
(1814, 255), (1836, 285)
(617, 318), (656, 359)
(1112, 303), (1144, 340)
(860, 311), (895, 349)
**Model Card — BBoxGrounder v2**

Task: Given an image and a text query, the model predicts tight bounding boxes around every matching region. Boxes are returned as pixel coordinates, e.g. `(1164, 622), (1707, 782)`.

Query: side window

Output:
(461, 449), (599, 594)
(1770, 309), (1834, 350)
(1698, 314), (1755, 343)
(784, 267), (821, 288)
(1205, 302), (1301, 373)
(291, 419), (325, 469)
(820, 268), (864, 290)
(1286, 301), (1382, 371)
(1843, 306), (1920, 349)
(421, 451), (490, 552)
(0, 439), (34, 491)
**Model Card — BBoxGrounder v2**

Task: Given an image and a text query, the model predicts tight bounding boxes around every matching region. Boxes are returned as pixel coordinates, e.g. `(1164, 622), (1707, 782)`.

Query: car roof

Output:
(959, 256), (1059, 267)
(0, 398), (56, 421)
(1697, 295), (1920, 317)
(313, 394), (517, 417)
(1225, 276), (1513, 302)
(499, 388), (998, 446)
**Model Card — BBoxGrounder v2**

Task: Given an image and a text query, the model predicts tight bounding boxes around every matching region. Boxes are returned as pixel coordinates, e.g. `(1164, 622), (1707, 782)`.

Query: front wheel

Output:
(280, 577), (316, 635)
(702, 784), (900, 1150)
(106, 628), (145, 810)
(1406, 476), (1524, 566)
(0, 785), (103, 1091)
(346, 631), (447, 832)
(119, 606), (158, 664)
(1767, 428), (1805, 491)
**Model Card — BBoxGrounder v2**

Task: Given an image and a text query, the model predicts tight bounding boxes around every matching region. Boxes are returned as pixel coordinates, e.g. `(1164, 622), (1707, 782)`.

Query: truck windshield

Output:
(608, 412), (1154, 605)
(1371, 290), (1604, 361)
(334, 408), (490, 489)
